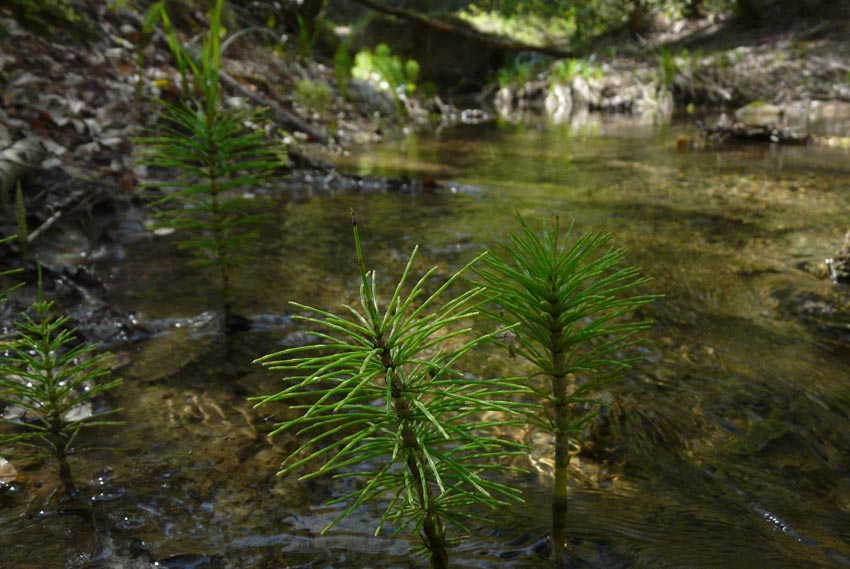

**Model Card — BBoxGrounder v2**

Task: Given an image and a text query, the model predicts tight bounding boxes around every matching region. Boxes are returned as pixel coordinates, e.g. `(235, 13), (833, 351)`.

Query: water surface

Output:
(4, 116), (850, 568)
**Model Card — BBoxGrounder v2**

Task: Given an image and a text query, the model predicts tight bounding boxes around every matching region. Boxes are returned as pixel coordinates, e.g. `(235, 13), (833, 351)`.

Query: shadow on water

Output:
(4, 116), (850, 567)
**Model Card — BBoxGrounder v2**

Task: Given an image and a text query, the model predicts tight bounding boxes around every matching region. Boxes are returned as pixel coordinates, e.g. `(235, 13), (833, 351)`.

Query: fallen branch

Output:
(27, 186), (105, 245)
(348, 0), (574, 59)
(27, 210), (63, 244)
(218, 70), (329, 144)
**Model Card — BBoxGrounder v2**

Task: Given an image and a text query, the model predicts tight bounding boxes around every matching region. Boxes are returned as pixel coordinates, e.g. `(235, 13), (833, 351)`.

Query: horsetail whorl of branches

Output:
(0, 268), (123, 493)
(474, 213), (657, 562)
(135, 0), (281, 329)
(253, 211), (534, 569)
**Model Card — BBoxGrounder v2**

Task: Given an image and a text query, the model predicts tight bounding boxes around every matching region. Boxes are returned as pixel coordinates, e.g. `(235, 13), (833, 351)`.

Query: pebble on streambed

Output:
(825, 229), (850, 285)
(0, 456), (17, 485)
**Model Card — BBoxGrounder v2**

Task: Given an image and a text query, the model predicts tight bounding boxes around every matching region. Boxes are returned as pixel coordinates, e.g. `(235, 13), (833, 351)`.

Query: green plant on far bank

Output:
(475, 214), (656, 563)
(657, 48), (677, 92)
(497, 58), (540, 88)
(550, 57), (603, 85)
(134, 1), (166, 103)
(295, 12), (322, 59)
(333, 41), (353, 100)
(294, 78), (333, 116)
(0, 269), (122, 494)
(352, 43), (420, 101)
(253, 212), (533, 569)
(136, 0), (280, 329)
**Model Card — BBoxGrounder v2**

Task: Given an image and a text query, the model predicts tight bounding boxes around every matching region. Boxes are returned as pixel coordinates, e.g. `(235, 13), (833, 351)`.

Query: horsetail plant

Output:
(475, 214), (656, 563)
(253, 212), (534, 569)
(0, 269), (122, 493)
(136, 0), (280, 329)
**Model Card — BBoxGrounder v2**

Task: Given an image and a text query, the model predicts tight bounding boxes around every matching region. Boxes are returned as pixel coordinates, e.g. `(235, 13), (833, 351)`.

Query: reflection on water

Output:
(4, 118), (850, 568)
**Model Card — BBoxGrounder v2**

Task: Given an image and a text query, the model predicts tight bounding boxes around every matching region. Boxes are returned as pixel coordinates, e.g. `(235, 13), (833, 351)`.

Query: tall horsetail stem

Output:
(475, 213), (658, 562)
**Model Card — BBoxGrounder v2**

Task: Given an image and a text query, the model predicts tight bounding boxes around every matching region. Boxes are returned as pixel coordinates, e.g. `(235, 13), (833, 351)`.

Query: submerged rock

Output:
(0, 456), (17, 485)
(825, 229), (850, 285)
(772, 286), (850, 343)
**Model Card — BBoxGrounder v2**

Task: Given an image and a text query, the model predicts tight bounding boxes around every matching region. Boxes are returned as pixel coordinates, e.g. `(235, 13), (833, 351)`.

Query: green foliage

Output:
(497, 59), (540, 88)
(134, 1), (167, 101)
(295, 12), (322, 58)
(0, 271), (122, 493)
(681, 0), (704, 17)
(475, 214), (656, 560)
(253, 213), (532, 568)
(479, 214), (655, 411)
(154, 0), (204, 100)
(460, 3), (575, 45)
(352, 43), (420, 97)
(334, 42), (354, 99)
(136, 0), (280, 325)
(8, 0), (94, 39)
(137, 100), (277, 264)
(464, 0), (617, 49)
(550, 58), (603, 84)
(294, 79), (333, 115)
(463, 1), (759, 49)
(657, 48), (677, 90)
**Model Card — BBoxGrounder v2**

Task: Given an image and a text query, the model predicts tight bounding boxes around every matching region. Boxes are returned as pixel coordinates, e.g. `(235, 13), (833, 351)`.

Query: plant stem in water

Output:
(552, 383), (570, 563)
(380, 343), (449, 569)
(54, 436), (76, 494)
(549, 276), (570, 562)
(205, 120), (233, 325)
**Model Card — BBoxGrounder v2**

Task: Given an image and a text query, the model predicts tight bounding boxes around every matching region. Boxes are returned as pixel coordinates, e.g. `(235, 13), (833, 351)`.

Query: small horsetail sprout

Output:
(253, 212), (534, 569)
(0, 268), (123, 493)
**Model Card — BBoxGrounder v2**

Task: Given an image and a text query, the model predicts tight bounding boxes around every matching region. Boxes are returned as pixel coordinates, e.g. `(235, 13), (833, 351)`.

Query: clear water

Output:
(4, 115), (850, 568)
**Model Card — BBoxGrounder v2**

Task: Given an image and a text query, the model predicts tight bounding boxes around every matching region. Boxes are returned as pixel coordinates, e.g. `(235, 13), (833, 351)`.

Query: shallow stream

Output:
(4, 115), (850, 568)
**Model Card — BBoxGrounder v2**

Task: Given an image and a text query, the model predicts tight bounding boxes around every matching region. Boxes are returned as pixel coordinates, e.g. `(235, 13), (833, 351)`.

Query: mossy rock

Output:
(734, 101), (784, 126)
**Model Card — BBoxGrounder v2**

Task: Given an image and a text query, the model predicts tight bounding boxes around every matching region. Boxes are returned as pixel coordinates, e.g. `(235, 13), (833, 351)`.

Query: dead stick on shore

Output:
(27, 210), (63, 244)
(26, 187), (103, 245)
(218, 70), (329, 144)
